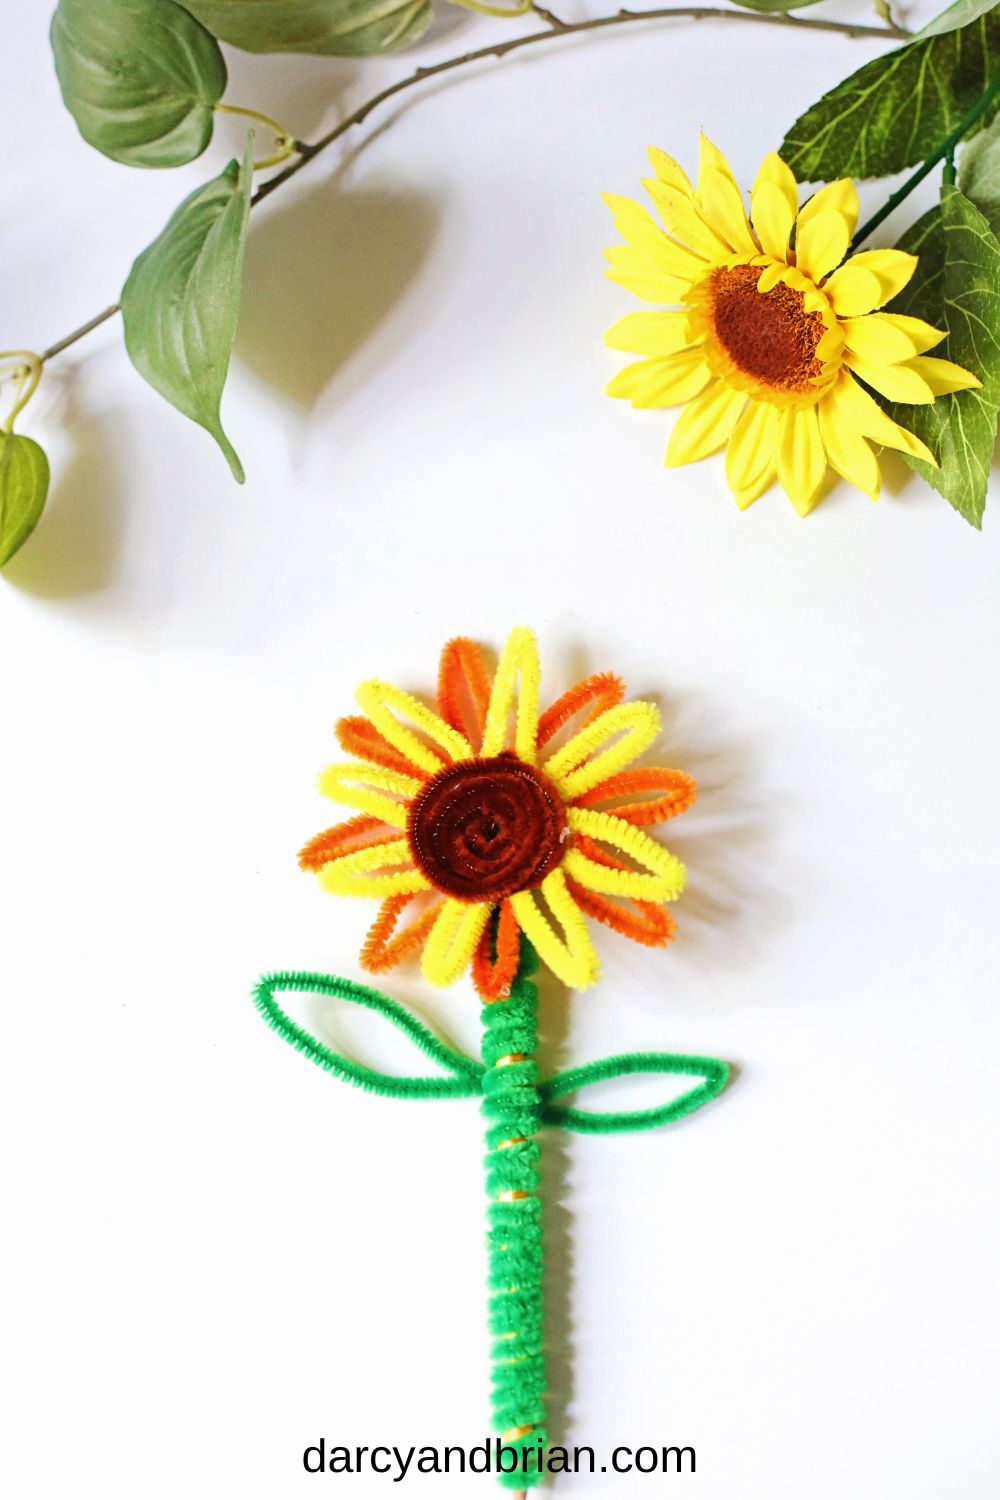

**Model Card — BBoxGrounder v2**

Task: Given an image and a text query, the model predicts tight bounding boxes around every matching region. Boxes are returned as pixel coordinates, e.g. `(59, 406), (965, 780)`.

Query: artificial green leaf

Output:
(724, 0), (824, 12)
(121, 139), (253, 481)
(959, 110), (1000, 237)
(0, 434), (50, 566)
(180, 0), (430, 56)
(51, 0), (226, 169)
(781, 9), (1000, 180)
(886, 185), (1000, 528)
(915, 0), (1000, 41)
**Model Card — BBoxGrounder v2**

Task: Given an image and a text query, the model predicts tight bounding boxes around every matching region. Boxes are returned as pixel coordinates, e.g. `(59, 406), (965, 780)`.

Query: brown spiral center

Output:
(406, 753), (567, 901)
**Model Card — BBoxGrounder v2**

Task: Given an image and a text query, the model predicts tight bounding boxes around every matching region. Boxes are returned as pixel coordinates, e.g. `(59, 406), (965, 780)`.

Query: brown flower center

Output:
(407, 753), (566, 901)
(706, 264), (826, 391)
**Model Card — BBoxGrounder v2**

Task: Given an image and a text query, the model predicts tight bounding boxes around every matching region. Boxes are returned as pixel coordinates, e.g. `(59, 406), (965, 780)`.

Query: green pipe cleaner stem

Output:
(481, 939), (548, 1488)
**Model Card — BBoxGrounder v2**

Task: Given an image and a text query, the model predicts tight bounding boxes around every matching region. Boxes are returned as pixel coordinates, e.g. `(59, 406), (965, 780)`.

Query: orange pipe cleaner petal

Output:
(471, 900), (522, 1001)
(565, 876), (677, 947)
(361, 894), (442, 974)
(336, 715), (426, 778)
(298, 813), (392, 871)
(574, 766), (698, 825)
(567, 833), (676, 945)
(437, 637), (492, 751)
(537, 671), (625, 748)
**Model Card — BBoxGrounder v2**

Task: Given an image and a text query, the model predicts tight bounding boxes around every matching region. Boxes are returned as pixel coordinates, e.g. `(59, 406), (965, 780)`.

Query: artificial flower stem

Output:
(852, 64), (1000, 248)
(482, 939), (548, 1489)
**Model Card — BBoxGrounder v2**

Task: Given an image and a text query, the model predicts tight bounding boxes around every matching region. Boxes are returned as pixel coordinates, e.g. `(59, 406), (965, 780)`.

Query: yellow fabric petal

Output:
(544, 700), (660, 799)
(827, 249), (917, 313)
(843, 353), (935, 404)
(318, 761), (421, 828)
(817, 389), (880, 500)
(509, 870), (600, 990)
(643, 179), (730, 260)
(697, 133), (738, 193)
(564, 808), (687, 901)
(750, 181), (796, 261)
(753, 152), (799, 220)
(734, 464), (776, 510)
(832, 373), (937, 465)
(796, 178), (859, 238)
(480, 626), (541, 763)
(604, 198), (707, 284)
(823, 263), (884, 317)
(606, 351), (712, 408)
(871, 313), (947, 355)
(699, 166), (759, 254)
(665, 381), (746, 467)
(603, 193), (705, 299)
(795, 210), (850, 283)
(904, 355), (981, 395)
(777, 405), (827, 515)
(604, 247), (692, 304)
(756, 262), (789, 294)
(726, 399), (779, 495)
(421, 899), (492, 987)
(647, 145), (695, 196)
(604, 310), (693, 356)
(317, 838), (428, 898)
(841, 313), (944, 363)
(697, 134), (757, 254)
(355, 680), (471, 776)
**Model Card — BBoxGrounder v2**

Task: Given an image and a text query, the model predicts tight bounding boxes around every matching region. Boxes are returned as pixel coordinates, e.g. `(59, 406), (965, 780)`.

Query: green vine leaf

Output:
(722, 0), (823, 11)
(959, 110), (1000, 237)
(180, 0), (431, 56)
(121, 139), (253, 481)
(915, 0), (1000, 41)
(724, 0), (823, 11)
(886, 185), (1000, 529)
(51, 0), (226, 169)
(780, 9), (1000, 180)
(0, 434), (50, 567)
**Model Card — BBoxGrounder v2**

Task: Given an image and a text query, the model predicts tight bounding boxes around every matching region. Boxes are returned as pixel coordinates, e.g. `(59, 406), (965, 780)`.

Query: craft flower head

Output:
(604, 136), (980, 514)
(299, 629), (696, 996)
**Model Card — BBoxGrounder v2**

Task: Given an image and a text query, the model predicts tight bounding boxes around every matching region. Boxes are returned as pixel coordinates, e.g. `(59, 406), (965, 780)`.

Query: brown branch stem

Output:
(39, 5), (908, 365)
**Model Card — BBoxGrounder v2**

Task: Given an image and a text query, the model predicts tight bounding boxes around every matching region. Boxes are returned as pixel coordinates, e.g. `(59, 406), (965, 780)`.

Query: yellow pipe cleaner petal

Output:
(480, 626), (541, 764)
(356, 680), (473, 776)
(422, 899), (493, 987)
(319, 841), (429, 899)
(318, 761), (420, 828)
(564, 808), (687, 901)
(510, 871), (600, 991)
(544, 700), (661, 799)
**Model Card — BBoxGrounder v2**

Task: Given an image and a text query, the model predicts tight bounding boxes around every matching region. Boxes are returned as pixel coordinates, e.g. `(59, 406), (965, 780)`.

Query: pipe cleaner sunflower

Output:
(604, 136), (980, 514)
(299, 627), (695, 996)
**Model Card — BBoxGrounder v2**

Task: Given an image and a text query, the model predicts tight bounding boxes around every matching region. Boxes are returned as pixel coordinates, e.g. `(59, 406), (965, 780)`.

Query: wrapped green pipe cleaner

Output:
(255, 628), (733, 1485)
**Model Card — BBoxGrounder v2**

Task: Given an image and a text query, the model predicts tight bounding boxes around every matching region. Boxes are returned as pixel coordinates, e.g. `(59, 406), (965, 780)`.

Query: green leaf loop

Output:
(539, 1051), (731, 1134)
(252, 971), (484, 1099)
(51, 0), (226, 168)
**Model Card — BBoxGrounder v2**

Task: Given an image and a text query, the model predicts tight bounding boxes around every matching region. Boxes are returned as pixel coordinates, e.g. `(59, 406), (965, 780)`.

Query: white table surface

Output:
(3, 3), (998, 1495)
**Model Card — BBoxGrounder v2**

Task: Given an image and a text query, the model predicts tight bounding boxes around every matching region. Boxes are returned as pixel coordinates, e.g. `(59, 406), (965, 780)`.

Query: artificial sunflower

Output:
(604, 135), (980, 514)
(299, 628), (695, 996)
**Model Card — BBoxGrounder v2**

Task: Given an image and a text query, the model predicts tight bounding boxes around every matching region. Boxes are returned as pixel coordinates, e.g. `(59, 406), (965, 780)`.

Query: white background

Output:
(3, 2), (999, 1496)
